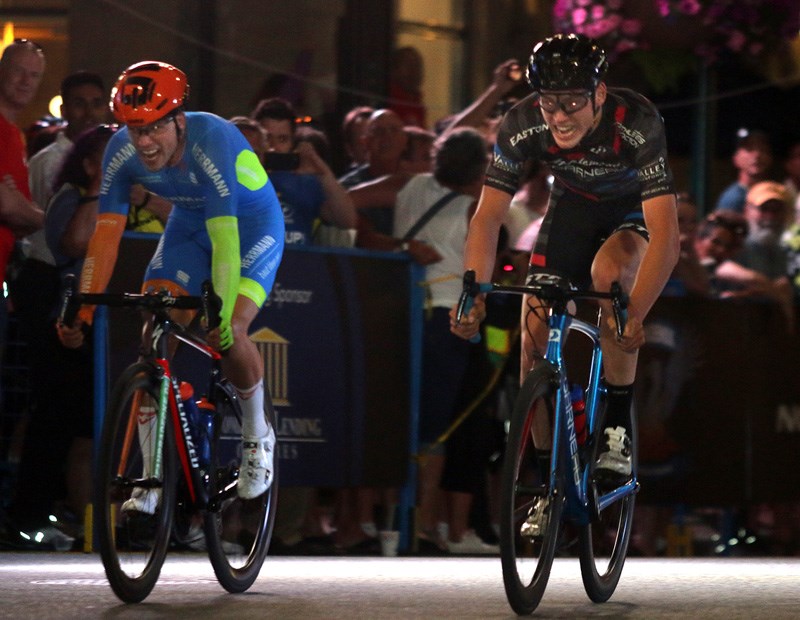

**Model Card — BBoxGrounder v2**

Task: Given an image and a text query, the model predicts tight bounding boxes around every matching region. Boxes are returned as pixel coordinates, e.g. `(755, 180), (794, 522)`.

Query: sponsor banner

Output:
(632, 297), (800, 504)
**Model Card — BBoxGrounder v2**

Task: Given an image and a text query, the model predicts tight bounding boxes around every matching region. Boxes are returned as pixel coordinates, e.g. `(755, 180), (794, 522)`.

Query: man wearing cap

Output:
(716, 180), (793, 326)
(715, 129), (774, 214)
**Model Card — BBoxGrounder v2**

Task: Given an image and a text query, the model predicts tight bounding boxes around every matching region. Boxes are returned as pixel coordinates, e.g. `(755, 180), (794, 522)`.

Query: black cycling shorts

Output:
(527, 185), (649, 289)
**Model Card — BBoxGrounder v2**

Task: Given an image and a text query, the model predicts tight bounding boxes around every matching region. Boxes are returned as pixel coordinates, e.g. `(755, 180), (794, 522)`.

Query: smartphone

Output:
(263, 151), (300, 171)
(507, 64), (523, 82)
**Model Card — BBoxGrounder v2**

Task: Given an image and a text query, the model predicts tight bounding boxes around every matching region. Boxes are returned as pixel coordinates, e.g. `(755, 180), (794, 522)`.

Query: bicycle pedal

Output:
(592, 469), (632, 491)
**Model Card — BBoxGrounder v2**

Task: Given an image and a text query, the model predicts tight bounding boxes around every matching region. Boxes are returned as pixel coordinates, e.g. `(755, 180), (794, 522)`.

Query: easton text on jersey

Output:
(509, 123), (548, 147)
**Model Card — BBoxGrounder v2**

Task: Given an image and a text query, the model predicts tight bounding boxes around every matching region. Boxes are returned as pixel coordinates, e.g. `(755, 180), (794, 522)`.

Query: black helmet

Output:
(526, 34), (608, 92)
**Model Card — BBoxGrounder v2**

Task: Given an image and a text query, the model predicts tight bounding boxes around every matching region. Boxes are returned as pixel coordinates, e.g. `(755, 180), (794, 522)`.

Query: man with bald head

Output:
(339, 109), (408, 190)
(338, 109), (411, 252)
(0, 39), (46, 253)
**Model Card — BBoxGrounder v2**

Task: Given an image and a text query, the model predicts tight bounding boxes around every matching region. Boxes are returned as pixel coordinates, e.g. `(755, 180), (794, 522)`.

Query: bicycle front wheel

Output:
(578, 402), (637, 602)
(203, 380), (278, 593)
(500, 365), (564, 615)
(95, 362), (177, 603)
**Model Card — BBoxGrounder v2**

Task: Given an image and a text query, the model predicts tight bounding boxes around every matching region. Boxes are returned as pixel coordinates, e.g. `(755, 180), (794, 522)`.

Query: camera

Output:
(263, 151), (300, 171)
(507, 64), (524, 82)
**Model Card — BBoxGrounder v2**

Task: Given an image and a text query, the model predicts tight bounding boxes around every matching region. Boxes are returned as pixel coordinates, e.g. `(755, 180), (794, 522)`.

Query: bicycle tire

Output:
(95, 362), (177, 603)
(203, 379), (278, 593)
(578, 400), (637, 602)
(500, 364), (564, 615)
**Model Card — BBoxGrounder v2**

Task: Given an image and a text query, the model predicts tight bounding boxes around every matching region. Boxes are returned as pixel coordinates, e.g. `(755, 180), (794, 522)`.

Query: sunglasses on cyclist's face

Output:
(128, 115), (177, 139)
(537, 91), (593, 115)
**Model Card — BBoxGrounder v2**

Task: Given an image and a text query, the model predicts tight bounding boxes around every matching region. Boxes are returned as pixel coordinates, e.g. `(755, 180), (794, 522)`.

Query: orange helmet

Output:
(110, 61), (189, 126)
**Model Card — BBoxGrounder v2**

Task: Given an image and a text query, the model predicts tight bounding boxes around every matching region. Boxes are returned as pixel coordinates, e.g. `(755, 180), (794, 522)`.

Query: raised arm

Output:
(440, 59), (522, 136)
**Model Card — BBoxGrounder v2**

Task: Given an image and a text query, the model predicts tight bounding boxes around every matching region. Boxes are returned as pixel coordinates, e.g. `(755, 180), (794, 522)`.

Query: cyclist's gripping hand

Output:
(205, 319), (233, 352)
(608, 310), (644, 352)
(57, 318), (86, 349)
(218, 318), (234, 350)
(449, 295), (486, 341)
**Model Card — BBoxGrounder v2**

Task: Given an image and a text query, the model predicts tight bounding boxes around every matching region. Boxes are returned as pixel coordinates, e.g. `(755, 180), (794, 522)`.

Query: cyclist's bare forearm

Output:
(628, 194), (679, 322)
(463, 185), (512, 280)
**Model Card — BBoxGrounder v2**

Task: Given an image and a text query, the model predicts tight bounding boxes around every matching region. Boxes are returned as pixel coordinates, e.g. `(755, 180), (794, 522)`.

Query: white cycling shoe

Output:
(594, 426), (632, 487)
(121, 488), (162, 515)
(237, 425), (276, 500)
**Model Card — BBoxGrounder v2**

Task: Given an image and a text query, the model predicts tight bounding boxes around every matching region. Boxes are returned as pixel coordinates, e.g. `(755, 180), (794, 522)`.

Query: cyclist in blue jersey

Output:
(451, 34), (679, 491)
(58, 61), (285, 507)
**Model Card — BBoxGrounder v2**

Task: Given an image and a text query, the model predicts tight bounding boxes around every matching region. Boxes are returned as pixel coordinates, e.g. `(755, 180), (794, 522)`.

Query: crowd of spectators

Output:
(0, 38), (799, 558)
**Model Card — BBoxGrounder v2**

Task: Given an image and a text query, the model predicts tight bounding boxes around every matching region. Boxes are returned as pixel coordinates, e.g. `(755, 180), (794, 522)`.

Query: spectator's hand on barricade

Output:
(449, 294), (486, 341)
(407, 239), (442, 265)
(57, 318), (86, 349)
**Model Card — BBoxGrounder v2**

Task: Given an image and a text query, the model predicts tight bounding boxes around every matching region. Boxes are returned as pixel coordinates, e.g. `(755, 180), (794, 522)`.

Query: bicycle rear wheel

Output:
(95, 362), (177, 603)
(203, 380), (278, 593)
(578, 402), (637, 602)
(500, 365), (564, 615)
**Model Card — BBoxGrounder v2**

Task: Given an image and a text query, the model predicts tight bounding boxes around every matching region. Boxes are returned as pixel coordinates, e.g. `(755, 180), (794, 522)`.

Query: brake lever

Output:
(609, 281), (629, 340)
(456, 270), (482, 344)
(201, 280), (223, 331)
(58, 274), (81, 327)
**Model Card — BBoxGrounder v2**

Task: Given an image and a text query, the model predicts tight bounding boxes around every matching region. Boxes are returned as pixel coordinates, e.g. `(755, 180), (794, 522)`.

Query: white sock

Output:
(137, 404), (157, 477)
(235, 380), (268, 438)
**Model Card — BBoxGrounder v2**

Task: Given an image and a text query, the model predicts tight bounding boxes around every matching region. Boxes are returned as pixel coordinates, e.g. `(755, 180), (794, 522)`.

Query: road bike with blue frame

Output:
(60, 276), (278, 603)
(456, 269), (637, 615)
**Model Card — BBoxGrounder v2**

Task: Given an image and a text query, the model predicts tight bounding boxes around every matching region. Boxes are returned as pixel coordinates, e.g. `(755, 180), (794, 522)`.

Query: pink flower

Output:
(727, 30), (746, 52)
(552, 0), (570, 20)
(572, 8), (587, 26)
(678, 0), (701, 15)
(606, 14), (623, 30)
(616, 39), (639, 54)
(620, 18), (642, 36)
(586, 18), (615, 38)
(591, 4), (606, 20)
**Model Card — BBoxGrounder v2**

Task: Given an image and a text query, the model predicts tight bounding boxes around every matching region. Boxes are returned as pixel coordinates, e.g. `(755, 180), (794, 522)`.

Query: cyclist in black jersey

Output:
(450, 33), (679, 488)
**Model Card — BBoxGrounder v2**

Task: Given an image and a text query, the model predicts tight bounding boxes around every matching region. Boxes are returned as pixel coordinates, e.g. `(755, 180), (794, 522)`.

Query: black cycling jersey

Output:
(487, 88), (675, 203)
(488, 88), (675, 288)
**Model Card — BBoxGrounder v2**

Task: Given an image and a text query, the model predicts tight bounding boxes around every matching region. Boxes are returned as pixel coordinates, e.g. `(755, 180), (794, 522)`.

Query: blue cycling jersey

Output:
(96, 111), (284, 307)
(100, 111), (279, 221)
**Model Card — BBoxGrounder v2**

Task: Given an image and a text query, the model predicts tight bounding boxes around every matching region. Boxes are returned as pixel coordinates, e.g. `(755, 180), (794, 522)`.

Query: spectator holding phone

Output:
(250, 97), (356, 246)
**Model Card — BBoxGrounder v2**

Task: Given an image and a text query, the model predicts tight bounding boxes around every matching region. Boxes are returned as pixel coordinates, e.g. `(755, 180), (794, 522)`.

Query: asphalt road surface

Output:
(0, 552), (798, 618)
